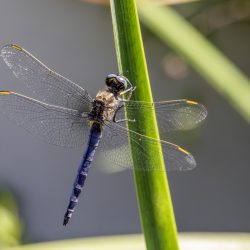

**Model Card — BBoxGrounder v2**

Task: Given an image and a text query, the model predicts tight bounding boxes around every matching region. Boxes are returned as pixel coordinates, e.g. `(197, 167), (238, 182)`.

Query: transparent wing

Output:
(100, 122), (196, 171)
(116, 99), (207, 135)
(0, 91), (90, 147)
(0, 44), (93, 112)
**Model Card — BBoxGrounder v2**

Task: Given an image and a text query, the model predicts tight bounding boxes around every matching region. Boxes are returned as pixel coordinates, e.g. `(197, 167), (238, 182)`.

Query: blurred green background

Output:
(0, 0), (249, 247)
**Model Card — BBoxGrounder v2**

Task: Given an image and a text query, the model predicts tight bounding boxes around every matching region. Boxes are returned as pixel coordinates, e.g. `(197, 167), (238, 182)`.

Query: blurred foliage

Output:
(0, 188), (22, 248)
(81, 0), (200, 5)
(189, 0), (250, 35)
(139, 3), (250, 123)
(2, 233), (250, 250)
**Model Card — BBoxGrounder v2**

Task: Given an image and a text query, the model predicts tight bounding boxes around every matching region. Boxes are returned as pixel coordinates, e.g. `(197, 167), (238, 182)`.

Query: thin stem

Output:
(110, 0), (179, 249)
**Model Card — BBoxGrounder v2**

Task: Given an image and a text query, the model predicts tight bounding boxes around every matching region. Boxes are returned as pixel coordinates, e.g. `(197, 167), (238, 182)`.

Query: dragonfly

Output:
(0, 44), (207, 226)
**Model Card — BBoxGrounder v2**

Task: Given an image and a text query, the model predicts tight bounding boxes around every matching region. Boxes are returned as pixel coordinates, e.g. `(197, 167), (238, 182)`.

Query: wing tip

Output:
(178, 146), (189, 155)
(0, 91), (11, 95)
(10, 44), (22, 51)
(186, 99), (208, 120)
(186, 100), (198, 105)
(177, 146), (197, 171)
(1, 44), (22, 54)
(186, 154), (197, 170)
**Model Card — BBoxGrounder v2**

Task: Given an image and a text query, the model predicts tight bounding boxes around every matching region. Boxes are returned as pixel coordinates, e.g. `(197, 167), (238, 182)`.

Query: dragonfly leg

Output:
(113, 105), (135, 123)
(114, 117), (136, 123)
(119, 86), (136, 102)
(114, 86), (136, 123)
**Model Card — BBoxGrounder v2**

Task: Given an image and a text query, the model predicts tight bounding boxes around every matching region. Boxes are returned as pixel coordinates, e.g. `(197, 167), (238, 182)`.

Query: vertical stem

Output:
(110, 1), (179, 249)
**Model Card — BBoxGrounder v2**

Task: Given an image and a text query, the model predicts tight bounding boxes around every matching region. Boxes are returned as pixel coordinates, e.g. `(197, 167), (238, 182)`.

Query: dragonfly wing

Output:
(117, 99), (207, 135)
(100, 122), (196, 171)
(0, 91), (89, 147)
(0, 44), (93, 112)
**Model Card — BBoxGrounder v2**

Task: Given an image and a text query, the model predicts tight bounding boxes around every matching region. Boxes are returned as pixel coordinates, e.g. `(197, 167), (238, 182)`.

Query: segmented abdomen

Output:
(63, 123), (102, 225)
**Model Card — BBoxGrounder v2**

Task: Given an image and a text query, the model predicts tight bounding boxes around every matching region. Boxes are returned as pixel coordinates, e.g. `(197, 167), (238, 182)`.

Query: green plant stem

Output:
(139, 4), (250, 123)
(110, 1), (179, 249)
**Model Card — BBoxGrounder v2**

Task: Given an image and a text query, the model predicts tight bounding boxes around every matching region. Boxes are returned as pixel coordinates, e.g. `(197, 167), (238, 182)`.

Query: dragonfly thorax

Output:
(88, 99), (105, 123)
(88, 90), (120, 124)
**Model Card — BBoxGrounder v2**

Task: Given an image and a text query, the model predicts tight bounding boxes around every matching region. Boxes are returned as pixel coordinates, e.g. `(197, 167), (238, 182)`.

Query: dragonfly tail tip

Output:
(63, 216), (70, 226)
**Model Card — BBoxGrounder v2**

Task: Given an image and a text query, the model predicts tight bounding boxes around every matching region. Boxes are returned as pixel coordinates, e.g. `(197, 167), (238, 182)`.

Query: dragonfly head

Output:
(105, 74), (128, 94)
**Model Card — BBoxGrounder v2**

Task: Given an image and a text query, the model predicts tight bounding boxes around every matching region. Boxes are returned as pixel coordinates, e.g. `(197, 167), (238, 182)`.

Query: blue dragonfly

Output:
(0, 44), (207, 225)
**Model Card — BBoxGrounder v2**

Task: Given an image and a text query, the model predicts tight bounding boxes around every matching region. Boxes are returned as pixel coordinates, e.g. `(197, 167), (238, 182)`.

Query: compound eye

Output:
(107, 74), (117, 78)
(105, 78), (112, 86)
(105, 77), (114, 86)
(117, 76), (125, 83)
(117, 76), (127, 90)
(106, 74), (117, 87)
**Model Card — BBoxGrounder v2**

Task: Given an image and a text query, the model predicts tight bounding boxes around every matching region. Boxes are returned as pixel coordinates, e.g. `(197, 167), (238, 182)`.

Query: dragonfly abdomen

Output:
(63, 123), (102, 226)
